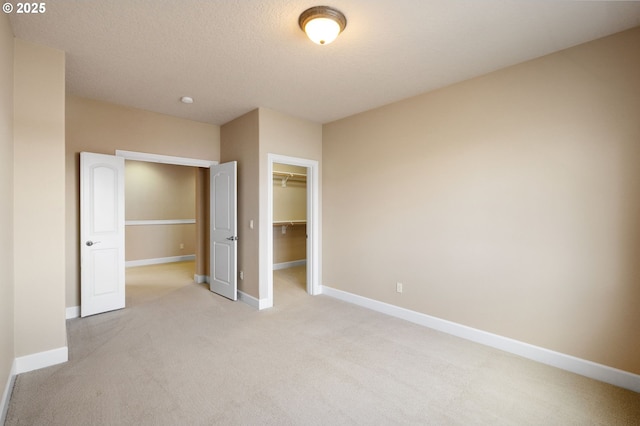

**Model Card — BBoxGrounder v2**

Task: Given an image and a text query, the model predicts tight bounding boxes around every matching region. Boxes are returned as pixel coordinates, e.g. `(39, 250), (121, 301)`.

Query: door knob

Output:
(226, 236), (238, 241)
(86, 240), (100, 246)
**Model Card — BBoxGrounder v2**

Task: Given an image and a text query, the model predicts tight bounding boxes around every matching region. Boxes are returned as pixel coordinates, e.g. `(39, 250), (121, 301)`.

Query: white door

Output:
(80, 152), (125, 317)
(210, 161), (238, 300)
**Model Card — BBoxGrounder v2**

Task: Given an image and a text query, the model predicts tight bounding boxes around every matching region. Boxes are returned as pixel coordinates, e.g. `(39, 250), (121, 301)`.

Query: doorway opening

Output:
(115, 150), (238, 303)
(123, 160), (200, 304)
(272, 162), (307, 303)
(124, 161), (198, 268)
(116, 150), (215, 290)
(265, 154), (320, 309)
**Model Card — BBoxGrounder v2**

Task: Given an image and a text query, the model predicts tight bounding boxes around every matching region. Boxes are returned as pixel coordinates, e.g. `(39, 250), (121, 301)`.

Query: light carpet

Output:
(5, 262), (640, 425)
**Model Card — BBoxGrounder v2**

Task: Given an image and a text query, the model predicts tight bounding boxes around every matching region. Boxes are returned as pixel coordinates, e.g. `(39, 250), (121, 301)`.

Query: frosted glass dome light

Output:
(299, 6), (347, 45)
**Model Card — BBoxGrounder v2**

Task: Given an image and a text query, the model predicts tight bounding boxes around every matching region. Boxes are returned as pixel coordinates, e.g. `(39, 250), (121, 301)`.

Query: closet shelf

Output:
(273, 171), (306, 179)
(273, 220), (306, 226)
(273, 170), (306, 187)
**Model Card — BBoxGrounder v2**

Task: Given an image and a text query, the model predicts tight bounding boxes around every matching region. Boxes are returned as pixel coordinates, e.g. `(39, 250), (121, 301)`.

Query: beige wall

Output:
(220, 108), (321, 300)
(273, 226), (306, 264)
(323, 27), (640, 374)
(125, 161), (196, 261)
(220, 109), (260, 297)
(259, 108), (323, 162)
(66, 96), (220, 307)
(0, 13), (14, 405)
(13, 39), (67, 357)
(125, 161), (196, 220)
(259, 108), (322, 300)
(126, 224), (196, 261)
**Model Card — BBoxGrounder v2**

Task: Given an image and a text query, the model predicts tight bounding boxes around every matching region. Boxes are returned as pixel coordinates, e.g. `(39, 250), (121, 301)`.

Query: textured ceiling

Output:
(8, 1), (640, 125)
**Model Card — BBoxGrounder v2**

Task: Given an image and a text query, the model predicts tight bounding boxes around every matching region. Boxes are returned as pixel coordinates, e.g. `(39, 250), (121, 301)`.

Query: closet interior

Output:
(272, 164), (307, 270)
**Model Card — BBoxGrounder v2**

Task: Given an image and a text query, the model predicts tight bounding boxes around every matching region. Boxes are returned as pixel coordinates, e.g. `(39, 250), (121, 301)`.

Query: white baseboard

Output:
(125, 255), (195, 268)
(66, 306), (80, 320)
(237, 291), (272, 310)
(258, 298), (272, 310)
(1, 360), (17, 426)
(321, 285), (640, 393)
(273, 260), (306, 270)
(194, 274), (209, 284)
(125, 219), (195, 226)
(14, 347), (68, 375)
(238, 291), (259, 308)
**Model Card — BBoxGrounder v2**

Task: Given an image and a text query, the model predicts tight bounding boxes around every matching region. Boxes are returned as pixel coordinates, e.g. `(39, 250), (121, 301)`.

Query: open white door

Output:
(80, 152), (125, 317)
(210, 161), (238, 300)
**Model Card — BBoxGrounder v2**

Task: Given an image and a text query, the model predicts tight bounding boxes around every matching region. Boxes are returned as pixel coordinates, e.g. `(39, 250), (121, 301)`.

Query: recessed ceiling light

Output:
(180, 96), (194, 104)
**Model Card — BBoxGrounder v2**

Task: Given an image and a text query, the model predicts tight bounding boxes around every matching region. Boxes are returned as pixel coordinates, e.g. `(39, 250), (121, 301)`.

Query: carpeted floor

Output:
(5, 261), (640, 425)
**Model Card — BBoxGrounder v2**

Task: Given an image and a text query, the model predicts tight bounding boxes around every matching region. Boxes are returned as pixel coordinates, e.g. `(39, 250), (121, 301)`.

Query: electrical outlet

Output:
(179, 243), (184, 249)
(396, 282), (403, 293)
(240, 271), (244, 280)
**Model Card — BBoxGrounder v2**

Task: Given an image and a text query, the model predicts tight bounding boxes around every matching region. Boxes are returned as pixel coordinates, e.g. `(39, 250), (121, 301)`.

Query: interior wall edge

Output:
(0, 13), (14, 425)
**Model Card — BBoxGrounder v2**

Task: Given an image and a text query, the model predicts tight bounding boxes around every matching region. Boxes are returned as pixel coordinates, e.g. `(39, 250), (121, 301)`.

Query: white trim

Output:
(238, 291), (260, 309)
(265, 154), (320, 311)
(125, 219), (195, 226)
(66, 306), (80, 320)
(321, 285), (640, 393)
(258, 298), (271, 310)
(273, 260), (307, 270)
(1, 360), (17, 425)
(237, 290), (270, 310)
(14, 347), (68, 375)
(116, 150), (217, 168)
(125, 255), (195, 268)
(194, 274), (209, 284)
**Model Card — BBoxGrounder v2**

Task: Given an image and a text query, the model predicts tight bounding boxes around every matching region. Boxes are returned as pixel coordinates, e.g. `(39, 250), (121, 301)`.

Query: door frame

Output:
(265, 154), (320, 309)
(116, 150), (216, 168)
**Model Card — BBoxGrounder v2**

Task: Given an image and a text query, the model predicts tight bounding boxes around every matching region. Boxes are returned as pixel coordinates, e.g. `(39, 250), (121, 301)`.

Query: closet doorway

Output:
(124, 160), (198, 270)
(272, 163), (307, 301)
(122, 160), (202, 308)
(266, 154), (320, 308)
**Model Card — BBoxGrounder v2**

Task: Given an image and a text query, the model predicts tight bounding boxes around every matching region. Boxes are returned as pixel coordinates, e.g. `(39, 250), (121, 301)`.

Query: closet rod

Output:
(273, 170), (306, 187)
(272, 171), (307, 179)
(273, 220), (306, 226)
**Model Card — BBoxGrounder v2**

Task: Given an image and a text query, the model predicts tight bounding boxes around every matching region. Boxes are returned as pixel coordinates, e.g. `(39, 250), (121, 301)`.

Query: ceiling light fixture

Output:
(299, 6), (347, 45)
(180, 96), (194, 104)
